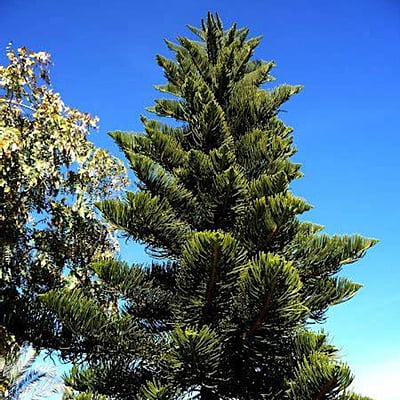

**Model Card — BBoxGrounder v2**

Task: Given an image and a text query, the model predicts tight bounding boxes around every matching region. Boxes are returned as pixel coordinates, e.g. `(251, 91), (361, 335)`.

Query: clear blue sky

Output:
(2, 0), (399, 398)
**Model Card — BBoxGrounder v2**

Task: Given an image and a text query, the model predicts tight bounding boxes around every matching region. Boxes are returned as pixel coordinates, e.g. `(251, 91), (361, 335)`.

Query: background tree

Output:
(0, 46), (127, 349)
(41, 14), (376, 400)
(0, 342), (64, 400)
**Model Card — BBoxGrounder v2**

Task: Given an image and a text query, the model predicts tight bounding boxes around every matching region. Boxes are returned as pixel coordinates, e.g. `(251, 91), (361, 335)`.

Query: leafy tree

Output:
(41, 14), (376, 400)
(0, 46), (127, 348)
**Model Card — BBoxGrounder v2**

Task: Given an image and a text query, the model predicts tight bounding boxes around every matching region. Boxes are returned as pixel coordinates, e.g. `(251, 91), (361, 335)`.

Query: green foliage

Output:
(166, 326), (222, 388)
(64, 392), (109, 400)
(0, 46), (127, 347)
(41, 13), (377, 400)
(235, 253), (308, 337)
(286, 352), (354, 400)
(138, 380), (174, 400)
(177, 232), (247, 324)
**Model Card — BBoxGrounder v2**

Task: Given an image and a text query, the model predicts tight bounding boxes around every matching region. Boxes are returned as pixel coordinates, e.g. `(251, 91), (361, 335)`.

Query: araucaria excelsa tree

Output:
(42, 14), (376, 400)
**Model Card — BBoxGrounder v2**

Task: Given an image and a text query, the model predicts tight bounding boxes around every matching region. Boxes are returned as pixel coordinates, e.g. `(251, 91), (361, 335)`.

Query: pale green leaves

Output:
(0, 48), (131, 371)
(139, 380), (172, 400)
(0, 46), (128, 300)
(287, 353), (354, 400)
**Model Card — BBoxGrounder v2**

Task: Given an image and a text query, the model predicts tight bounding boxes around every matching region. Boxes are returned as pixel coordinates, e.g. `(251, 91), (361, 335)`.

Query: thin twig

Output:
(0, 99), (36, 112)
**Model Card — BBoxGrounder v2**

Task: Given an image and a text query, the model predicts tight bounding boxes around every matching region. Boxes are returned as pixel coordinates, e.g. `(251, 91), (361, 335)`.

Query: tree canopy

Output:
(3, 14), (376, 400)
(0, 45), (127, 349)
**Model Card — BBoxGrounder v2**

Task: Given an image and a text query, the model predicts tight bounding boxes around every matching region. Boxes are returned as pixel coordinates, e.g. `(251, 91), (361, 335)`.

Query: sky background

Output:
(2, 0), (399, 398)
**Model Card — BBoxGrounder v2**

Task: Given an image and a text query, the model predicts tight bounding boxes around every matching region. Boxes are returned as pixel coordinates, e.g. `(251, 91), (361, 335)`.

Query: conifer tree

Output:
(41, 14), (376, 400)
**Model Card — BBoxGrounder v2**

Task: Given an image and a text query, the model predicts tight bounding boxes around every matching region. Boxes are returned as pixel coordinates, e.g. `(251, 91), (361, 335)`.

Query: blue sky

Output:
(2, 0), (399, 398)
